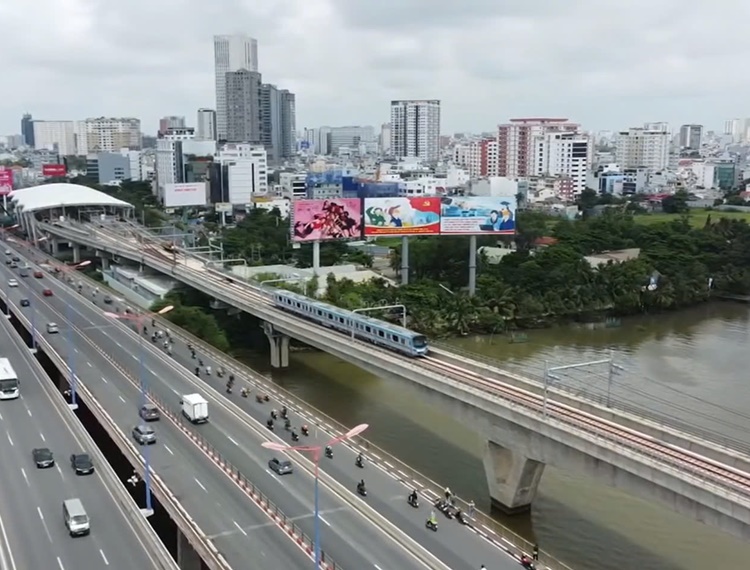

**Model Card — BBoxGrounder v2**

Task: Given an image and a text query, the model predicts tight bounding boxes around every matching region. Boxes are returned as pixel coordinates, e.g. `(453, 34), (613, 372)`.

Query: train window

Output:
(378, 330), (384, 337)
(365, 326), (371, 333)
(392, 334), (399, 342)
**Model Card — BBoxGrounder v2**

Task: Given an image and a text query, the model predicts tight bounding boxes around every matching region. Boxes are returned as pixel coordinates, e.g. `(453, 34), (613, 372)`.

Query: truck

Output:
(0, 358), (19, 400)
(181, 393), (208, 424)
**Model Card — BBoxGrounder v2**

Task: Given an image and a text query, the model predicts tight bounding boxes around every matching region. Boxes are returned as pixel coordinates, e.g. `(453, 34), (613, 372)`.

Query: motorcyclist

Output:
(408, 489), (418, 506)
(194, 367), (200, 376)
(281, 406), (288, 419)
(266, 418), (274, 429)
(301, 424), (309, 436)
(240, 387), (249, 397)
(205, 366), (212, 376)
(355, 453), (364, 467)
(357, 479), (366, 494)
(270, 410), (278, 420)
(291, 430), (299, 441)
(520, 555), (534, 569)
(228, 373), (235, 384)
(198, 358), (204, 367)
(284, 418), (291, 430)
(325, 445), (333, 458)
(427, 510), (437, 529)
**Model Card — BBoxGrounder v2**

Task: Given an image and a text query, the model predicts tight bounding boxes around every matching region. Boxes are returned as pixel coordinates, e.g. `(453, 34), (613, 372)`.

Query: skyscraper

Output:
(196, 109), (217, 141)
(679, 124), (703, 150)
(279, 90), (296, 160)
(21, 113), (34, 147)
(224, 69), (262, 144)
(389, 100), (440, 163)
(259, 83), (282, 163)
(214, 34), (259, 141)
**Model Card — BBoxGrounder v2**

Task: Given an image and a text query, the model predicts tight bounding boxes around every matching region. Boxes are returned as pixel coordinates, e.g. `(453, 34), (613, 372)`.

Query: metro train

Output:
(272, 290), (428, 357)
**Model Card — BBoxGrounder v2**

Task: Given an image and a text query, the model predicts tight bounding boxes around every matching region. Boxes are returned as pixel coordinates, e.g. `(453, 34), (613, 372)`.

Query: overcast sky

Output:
(2, 1), (747, 136)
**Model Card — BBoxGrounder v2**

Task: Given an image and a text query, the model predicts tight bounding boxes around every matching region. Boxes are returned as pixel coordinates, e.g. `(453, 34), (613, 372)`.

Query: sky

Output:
(2, 0), (748, 137)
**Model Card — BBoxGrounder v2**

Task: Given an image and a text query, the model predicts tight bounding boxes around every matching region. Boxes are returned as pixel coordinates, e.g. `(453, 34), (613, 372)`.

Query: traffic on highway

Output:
(0, 239), (537, 569)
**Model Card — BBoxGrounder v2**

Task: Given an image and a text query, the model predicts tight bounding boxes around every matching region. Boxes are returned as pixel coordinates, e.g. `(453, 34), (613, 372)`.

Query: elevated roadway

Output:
(2, 243), (533, 569)
(0, 250), (481, 570)
(34, 219), (750, 540)
(0, 299), (175, 569)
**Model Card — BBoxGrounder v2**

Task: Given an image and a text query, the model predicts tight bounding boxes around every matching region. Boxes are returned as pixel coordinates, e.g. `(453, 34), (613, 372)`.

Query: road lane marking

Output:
(20, 468), (28, 486)
(131, 354), (137, 360)
(37, 507), (53, 543)
(233, 521), (247, 536)
(101, 376), (108, 383)
(6, 434), (12, 446)
(26, 409), (31, 417)
(163, 445), (174, 455)
(0, 412), (3, 420)
(194, 478), (207, 492)
(118, 395), (126, 403)
(228, 436), (239, 446)
(99, 550), (109, 565)
(0, 507), (16, 570)
(86, 362), (92, 367)
(39, 432), (45, 441)
(56, 464), (63, 477)
(56, 557), (64, 570)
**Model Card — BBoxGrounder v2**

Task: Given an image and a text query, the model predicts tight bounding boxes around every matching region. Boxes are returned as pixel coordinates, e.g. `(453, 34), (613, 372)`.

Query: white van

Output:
(63, 498), (90, 537)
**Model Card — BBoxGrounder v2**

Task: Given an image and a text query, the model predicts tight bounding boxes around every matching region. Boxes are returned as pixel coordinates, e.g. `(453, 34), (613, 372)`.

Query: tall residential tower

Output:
(213, 34), (259, 141)
(389, 100), (441, 163)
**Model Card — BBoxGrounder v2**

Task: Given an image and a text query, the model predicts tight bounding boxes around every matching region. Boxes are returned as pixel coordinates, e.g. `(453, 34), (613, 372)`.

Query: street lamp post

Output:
(103, 305), (173, 517)
(59, 260), (91, 411)
(262, 423), (369, 569)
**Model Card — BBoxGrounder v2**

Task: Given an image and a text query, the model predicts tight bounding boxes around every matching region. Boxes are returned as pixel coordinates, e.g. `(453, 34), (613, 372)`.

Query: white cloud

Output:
(1, 0), (749, 136)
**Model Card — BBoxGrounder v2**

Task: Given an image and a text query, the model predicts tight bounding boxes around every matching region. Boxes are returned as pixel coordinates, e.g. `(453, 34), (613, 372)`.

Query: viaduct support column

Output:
(100, 257), (110, 271)
(400, 236), (409, 285)
(72, 244), (81, 264)
(483, 440), (545, 514)
(262, 322), (289, 368)
(176, 529), (202, 570)
(50, 239), (59, 256)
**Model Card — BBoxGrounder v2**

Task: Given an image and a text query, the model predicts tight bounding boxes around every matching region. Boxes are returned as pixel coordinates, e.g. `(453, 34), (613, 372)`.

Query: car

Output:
(42, 289), (53, 297)
(139, 403), (160, 421)
(132, 424), (156, 445)
(4, 259), (10, 265)
(19, 298), (30, 307)
(33, 271), (43, 279)
(32, 447), (55, 468)
(7, 279), (17, 288)
(103, 295), (113, 304)
(11, 256), (19, 262)
(3, 250), (9, 256)
(70, 453), (94, 475)
(46, 323), (59, 334)
(9, 262), (17, 268)
(268, 457), (293, 475)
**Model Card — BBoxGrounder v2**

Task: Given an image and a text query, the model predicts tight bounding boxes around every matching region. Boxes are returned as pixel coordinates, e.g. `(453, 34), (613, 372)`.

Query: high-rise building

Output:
(279, 90), (296, 161)
(224, 69), (262, 144)
(328, 126), (375, 155)
(380, 123), (391, 154)
(678, 124), (703, 150)
(534, 131), (591, 194)
(196, 109), (217, 141)
(259, 83), (281, 163)
(389, 100), (441, 163)
(615, 126), (670, 171)
(21, 113), (34, 147)
(159, 116), (185, 136)
(454, 139), (499, 178)
(75, 117), (141, 155)
(497, 118), (579, 177)
(32, 121), (76, 155)
(214, 34), (259, 141)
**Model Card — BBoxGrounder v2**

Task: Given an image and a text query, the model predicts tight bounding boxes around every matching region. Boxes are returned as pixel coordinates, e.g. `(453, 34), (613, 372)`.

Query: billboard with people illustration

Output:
(439, 196), (517, 235)
(291, 199), (363, 242)
(363, 197), (440, 236)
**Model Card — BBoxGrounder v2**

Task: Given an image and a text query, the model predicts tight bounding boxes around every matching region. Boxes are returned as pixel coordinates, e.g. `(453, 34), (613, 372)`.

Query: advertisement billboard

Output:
(42, 164), (67, 177)
(291, 199), (362, 242)
(0, 169), (13, 196)
(363, 197), (440, 236)
(439, 196), (517, 235)
(164, 182), (207, 208)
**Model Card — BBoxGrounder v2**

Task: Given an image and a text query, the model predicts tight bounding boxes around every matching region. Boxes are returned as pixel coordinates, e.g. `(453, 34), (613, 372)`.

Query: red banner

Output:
(0, 169), (13, 196)
(42, 164), (67, 177)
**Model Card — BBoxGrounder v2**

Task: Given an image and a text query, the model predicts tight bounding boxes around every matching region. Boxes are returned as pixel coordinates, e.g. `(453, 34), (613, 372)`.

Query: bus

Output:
(0, 358), (19, 400)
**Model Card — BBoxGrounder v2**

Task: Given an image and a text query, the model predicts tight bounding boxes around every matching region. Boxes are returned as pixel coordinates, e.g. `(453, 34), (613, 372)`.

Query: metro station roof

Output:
(10, 183), (133, 213)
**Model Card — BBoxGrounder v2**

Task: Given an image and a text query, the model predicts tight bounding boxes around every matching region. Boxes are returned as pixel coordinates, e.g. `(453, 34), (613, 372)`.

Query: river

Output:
(237, 302), (750, 570)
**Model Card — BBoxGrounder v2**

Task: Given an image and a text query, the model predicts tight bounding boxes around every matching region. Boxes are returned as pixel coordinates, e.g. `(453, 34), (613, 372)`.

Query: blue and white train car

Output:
(272, 290), (428, 357)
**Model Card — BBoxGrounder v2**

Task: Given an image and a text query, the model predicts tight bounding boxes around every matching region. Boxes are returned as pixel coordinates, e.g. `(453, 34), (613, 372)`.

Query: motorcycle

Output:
(407, 495), (419, 508)
(355, 455), (364, 468)
(425, 519), (438, 532)
(325, 447), (333, 459)
(356, 484), (367, 497)
(256, 394), (265, 403)
(241, 388), (249, 398)
(434, 499), (455, 519)
(291, 431), (299, 442)
(301, 426), (309, 437)
(281, 407), (288, 419)
(266, 419), (274, 430)
(455, 510), (469, 525)
(270, 410), (278, 420)
(284, 419), (291, 431)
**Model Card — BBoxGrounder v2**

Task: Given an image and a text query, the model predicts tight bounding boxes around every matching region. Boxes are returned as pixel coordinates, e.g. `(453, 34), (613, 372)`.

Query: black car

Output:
(11, 256), (19, 262)
(103, 295), (113, 304)
(19, 298), (30, 307)
(139, 403), (160, 421)
(32, 447), (54, 468)
(4, 259), (10, 265)
(70, 453), (94, 475)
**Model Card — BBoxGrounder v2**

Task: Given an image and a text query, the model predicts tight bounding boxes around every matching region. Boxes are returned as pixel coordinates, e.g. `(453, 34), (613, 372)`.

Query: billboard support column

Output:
(400, 237), (410, 285)
(312, 241), (320, 275)
(468, 235), (477, 297)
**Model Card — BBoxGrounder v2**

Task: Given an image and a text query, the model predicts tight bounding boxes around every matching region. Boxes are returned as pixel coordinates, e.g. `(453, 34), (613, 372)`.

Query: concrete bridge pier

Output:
(72, 244), (81, 264)
(176, 530), (202, 570)
(262, 322), (289, 368)
(483, 439), (545, 514)
(49, 238), (59, 256)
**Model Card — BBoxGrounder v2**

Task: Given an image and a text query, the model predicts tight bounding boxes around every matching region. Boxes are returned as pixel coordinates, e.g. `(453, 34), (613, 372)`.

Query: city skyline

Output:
(1, 1), (749, 135)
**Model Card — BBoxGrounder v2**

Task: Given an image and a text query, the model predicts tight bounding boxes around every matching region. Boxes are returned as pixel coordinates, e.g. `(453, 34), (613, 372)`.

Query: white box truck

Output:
(181, 393), (208, 424)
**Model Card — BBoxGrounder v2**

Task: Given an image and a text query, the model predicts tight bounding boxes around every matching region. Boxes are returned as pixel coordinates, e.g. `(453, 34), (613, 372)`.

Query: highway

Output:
(2, 244), (529, 569)
(0, 301), (169, 569)
(0, 252), (448, 569)
(0, 261), (317, 569)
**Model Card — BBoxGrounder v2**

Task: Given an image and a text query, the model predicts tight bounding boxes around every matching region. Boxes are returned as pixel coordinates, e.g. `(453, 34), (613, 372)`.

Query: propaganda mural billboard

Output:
(363, 197), (440, 236)
(291, 199), (362, 242)
(439, 196), (517, 235)
(0, 169), (13, 196)
(42, 164), (67, 177)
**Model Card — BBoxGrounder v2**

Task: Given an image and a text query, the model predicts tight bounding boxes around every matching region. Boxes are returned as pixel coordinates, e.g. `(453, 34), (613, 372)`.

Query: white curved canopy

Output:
(10, 183), (133, 213)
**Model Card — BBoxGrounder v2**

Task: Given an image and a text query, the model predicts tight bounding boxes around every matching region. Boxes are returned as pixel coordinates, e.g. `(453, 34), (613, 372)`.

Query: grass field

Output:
(633, 210), (750, 227)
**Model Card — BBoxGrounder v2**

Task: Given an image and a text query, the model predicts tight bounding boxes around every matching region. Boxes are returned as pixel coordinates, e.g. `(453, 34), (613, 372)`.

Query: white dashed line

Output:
(26, 409), (32, 417)
(86, 362), (92, 367)
(164, 445), (174, 455)
(21, 468), (28, 486)
(101, 377), (108, 383)
(56, 556), (65, 569)
(6, 434), (13, 446)
(233, 521), (247, 536)
(118, 395), (126, 403)
(99, 549), (109, 565)
(39, 432), (45, 441)
(228, 436), (239, 446)
(194, 478), (207, 492)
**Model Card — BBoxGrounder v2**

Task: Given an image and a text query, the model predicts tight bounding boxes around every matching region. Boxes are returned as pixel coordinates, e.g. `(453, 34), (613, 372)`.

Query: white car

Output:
(46, 323), (59, 334)
(7, 279), (18, 288)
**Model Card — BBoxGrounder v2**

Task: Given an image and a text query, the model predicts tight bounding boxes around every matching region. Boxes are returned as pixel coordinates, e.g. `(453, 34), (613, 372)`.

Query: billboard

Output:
(42, 163), (67, 177)
(0, 169), (13, 196)
(164, 182), (207, 208)
(291, 199), (362, 242)
(363, 197), (440, 236)
(439, 196), (517, 235)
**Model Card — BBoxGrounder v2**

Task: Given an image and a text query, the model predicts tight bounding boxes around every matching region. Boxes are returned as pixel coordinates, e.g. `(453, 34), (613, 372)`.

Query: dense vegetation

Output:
(153, 206), (750, 341)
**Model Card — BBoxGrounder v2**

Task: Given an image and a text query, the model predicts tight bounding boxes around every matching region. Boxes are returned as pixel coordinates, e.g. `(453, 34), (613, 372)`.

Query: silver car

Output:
(132, 424), (156, 445)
